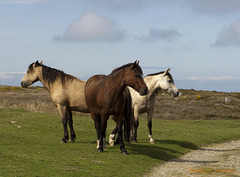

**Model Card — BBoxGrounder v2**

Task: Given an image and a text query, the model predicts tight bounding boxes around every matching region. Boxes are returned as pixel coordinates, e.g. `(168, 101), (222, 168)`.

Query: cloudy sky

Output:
(1, 0), (240, 92)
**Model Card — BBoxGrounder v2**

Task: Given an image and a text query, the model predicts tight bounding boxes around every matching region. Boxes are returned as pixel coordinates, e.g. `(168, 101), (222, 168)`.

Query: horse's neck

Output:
(37, 67), (52, 92)
(109, 70), (126, 97)
(144, 74), (162, 98)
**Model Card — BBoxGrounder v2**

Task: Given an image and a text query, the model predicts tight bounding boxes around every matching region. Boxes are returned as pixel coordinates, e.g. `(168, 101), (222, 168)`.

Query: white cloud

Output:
(137, 28), (181, 42)
(0, 75), (14, 79)
(0, 72), (26, 86)
(54, 12), (125, 42)
(215, 19), (240, 46)
(188, 76), (240, 81)
(0, 72), (25, 79)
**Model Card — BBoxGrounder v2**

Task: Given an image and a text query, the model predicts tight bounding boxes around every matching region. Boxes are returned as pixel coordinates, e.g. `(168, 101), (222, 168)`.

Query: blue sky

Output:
(1, 0), (240, 92)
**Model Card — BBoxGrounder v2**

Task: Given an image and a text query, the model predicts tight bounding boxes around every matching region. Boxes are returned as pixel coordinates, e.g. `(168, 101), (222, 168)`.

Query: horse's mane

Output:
(29, 62), (77, 85)
(146, 71), (174, 82)
(111, 63), (143, 75)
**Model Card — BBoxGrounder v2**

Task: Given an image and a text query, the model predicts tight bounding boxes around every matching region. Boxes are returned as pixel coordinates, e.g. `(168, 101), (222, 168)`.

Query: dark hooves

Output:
(122, 151), (128, 155)
(97, 149), (103, 153)
(61, 139), (67, 143)
(69, 138), (75, 143)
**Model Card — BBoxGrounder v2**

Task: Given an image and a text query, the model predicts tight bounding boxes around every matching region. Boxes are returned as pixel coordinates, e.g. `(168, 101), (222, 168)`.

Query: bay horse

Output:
(109, 69), (179, 145)
(21, 61), (133, 144)
(84, 61), (148, 154)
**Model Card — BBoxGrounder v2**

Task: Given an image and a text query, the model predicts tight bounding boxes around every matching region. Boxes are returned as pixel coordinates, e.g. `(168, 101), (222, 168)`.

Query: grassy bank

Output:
(1, 109), (240, 177)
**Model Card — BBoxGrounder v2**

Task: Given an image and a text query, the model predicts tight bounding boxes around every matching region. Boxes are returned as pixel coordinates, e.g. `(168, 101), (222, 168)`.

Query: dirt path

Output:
(145, 140), (240, 177)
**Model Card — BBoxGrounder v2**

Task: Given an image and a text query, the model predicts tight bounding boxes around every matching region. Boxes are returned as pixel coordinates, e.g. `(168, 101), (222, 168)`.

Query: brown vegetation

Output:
(1, 85), (240, 120)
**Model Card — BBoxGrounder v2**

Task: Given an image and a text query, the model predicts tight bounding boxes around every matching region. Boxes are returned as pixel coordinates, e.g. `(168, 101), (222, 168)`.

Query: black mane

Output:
(111, 62), (143, 75)
(29, 62), (76, 85)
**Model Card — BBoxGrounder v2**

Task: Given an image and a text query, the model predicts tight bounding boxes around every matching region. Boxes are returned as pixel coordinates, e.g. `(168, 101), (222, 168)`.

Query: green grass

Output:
(0, 109), (240, 177)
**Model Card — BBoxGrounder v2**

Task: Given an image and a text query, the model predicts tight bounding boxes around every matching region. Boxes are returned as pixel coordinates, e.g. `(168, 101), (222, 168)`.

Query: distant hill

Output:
(1, 85), (240, 120)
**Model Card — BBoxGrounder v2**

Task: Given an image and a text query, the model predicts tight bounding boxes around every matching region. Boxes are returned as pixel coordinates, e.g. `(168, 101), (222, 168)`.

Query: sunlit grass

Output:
(1, 109), (240, 177)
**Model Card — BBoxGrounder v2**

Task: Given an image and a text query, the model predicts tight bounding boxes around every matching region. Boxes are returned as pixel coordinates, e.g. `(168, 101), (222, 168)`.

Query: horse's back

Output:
(68, 79), (89, 112)
(51, 78), (89, 112)
(85, 75), (107, 113)
(85, 75), (106, 96)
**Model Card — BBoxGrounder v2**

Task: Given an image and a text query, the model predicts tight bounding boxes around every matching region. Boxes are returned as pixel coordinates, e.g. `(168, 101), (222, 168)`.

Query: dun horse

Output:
(109, 69), (179, 145)
(21, 61), (88, 143)
(84, 61), (148, 154)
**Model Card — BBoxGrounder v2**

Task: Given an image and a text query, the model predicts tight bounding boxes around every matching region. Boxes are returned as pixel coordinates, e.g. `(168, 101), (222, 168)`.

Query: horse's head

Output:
(158, 69), (179, 97)
(123, 61), (148, 96)
(21, 60), (42, 88)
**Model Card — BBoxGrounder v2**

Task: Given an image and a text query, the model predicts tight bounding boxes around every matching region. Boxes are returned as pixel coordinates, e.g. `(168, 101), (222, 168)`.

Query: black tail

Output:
(123, 88), (132, 142)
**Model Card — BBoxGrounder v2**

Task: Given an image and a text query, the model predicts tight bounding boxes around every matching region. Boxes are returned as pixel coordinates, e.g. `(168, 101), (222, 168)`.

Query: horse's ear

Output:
(164, 68), (171, 76)
(132, 60), (140, 69)
(33, 60), (38, 67)
(33, 60), (42, 67)
(132, 61), (137, 69)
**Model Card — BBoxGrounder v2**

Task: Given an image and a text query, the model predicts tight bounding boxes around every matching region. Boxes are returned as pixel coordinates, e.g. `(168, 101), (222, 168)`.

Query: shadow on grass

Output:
(155, 140), (199, 150)
(126, 140), (199, 161)
(127, 143), (179, 161)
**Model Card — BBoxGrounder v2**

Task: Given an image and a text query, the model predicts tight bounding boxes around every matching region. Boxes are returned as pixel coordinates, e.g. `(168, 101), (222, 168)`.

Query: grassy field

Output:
(1, 109), (240, 177)
(0, 86), (240, 176)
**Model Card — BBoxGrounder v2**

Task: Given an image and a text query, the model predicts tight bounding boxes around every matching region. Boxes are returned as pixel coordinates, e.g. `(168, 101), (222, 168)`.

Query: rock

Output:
(225, 97), (231, 104)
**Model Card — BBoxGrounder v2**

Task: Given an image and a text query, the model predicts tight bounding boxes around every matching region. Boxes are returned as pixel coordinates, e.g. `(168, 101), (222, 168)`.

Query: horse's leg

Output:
(91, 112), (102, 152)
(147, 110), (155, 144)
(109, 125), (118, 146)
(132, 108), (139, 143)
(116, 115), (128, 155)
(57, 105), (69, 143)
(67, 110), (76, 143)
(100, 113), (108, 151)
(109, 115), (118, 146)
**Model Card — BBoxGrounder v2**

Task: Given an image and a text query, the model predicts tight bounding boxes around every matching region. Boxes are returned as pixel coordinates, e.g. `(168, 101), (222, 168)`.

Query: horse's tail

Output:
(123, 88), (132, 142)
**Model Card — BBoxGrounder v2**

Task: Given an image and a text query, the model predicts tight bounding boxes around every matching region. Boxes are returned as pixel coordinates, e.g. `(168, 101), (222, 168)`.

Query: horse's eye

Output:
(168, 80), (172, 83)
(27, 71), (29, 74)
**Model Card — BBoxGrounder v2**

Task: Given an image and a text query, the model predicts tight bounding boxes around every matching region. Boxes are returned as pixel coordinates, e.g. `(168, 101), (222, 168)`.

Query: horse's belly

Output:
(138, 107), (148, 114)
(69, 99), (90, 113)
(137, 103), (152, 114)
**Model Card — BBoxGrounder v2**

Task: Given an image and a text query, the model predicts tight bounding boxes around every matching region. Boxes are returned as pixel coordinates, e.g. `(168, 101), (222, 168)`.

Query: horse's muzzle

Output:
(171, 91), (179, 97)
(21, 81), (28, 88)
(139, 87), (148, 96)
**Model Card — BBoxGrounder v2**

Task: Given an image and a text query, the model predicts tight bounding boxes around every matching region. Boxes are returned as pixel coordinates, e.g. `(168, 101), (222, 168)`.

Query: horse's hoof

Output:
(97, 149), (103, 153)
(61, 139), (67, 143)
(110, 142), (115, 147)
(150, 141), (155, 144)
(131, 140), (137, 143)
(69, 138), (75, 143)
(122, 151), (128, 155)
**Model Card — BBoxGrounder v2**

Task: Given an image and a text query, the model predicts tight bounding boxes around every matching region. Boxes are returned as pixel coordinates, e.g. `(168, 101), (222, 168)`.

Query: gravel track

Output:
(145, 140), (240, 177)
